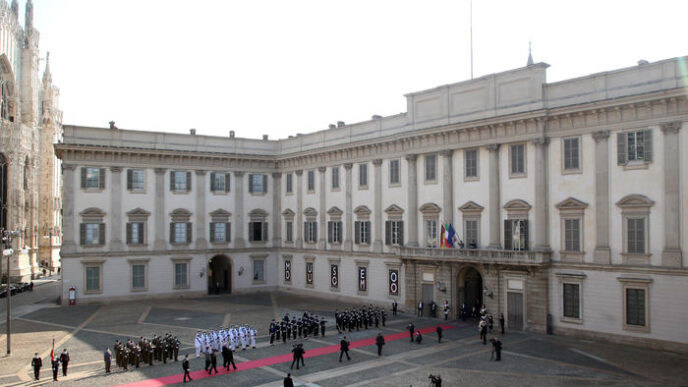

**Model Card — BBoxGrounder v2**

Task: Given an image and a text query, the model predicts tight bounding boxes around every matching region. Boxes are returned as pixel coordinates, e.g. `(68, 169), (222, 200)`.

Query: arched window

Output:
(0, 77), (8, 120)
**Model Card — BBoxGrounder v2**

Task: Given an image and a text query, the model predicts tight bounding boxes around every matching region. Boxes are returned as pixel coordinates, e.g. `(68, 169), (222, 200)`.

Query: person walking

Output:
(491, 337), (502, 361)
(339, 336), (351, 362)
(204, 347), (212, 372)
(182, 354), (193, 383)
(407, 323), (415, 342)
(415, 330), (423, 344)
(375, 333), (385, 356)
(284, 372), (295, 387)
(479, 320), (488, 345)
(417, 301), (424, 317)
(31, 353), (42, 380)
(499, 313), (505, 334)
(104, 347), (112, 374)
(209, 349), (218, 374)
(59, 348), (70, 377)
(436, 325), (443, 343)
(392, 300), (398, 316)
(290, 345), (300, 370)
(51, 357), (60, 381)
(443, 300), (450, 321)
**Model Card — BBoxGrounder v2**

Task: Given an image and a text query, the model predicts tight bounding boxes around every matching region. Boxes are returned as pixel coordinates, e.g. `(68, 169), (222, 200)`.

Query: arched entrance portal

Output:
(208, 255), (231, 295)
(458, 267), (483, 315)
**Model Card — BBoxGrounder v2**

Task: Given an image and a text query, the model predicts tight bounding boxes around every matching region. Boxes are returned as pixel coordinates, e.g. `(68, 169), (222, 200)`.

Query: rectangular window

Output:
(389, 159), (400, 185)
(304, 221), (317, 243)
(627, 131), (645, 161)
(563, 283), (580, 319)
(464, 149), (478, 178)
(248, 174), (267, 193)
(253, 259), (265, 282)
(563, 138), (580, 170)
(425, 154), (436, 181)
(210, 172), (230, 192)
(627, 218), (645, 254)
(564, 218), (581, 252)
(504, 219), (528, 250)
(126, 222), (144, 245)
(85, 266), (100, 291)
(210, 222), (229, 243)
(307, 170), (315, 191)
(286, 173), (293, 194)
(359, 164), (368, 187)
(84, 223), (101, 245)
(81, 167), (105, 189)
(618, 130), (652, 165)
(305, 262), (313, 285)
(127, 169), (145, 190)
(285, 221), (293, 242)
(385, 220), (404, 246)
(172, 171), (190, 191)
(464, 219), (478, 247)
(355, 221), (370, 244)
(248, 221), (268, 242)
(173, 222), (187, 243)
(132, 264), (146, 289)
(511, 144), (525, 175)
(328, 221), (342, 243)
(626, 288), (646, 326)
(332, 167), (339, 189)
(174, 263), (188, 288)
(425, 220), (437, 248)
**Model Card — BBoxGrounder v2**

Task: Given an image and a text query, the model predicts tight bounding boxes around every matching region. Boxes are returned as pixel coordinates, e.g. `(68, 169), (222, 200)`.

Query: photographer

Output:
(428, 374), (442, 387)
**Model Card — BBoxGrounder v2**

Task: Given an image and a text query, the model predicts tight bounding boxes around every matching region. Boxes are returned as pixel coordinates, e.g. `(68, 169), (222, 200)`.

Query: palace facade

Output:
(56, 56), (687, 351)
(0, 0), (62, 281)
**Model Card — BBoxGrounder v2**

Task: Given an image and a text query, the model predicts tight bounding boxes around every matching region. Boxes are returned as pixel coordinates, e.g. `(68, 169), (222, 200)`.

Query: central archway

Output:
(458, 266), (483, 315)
(208, 255), (231, 295)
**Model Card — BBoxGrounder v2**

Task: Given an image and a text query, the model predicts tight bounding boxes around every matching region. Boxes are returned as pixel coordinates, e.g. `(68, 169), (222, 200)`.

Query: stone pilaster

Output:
(272, 172), (282, 247)
(660, 121), (683, 267)
(60, 164), (76, 254)
(372, 159), (383, 252)
(318, 166), (327, 249)
(234, 171), (245, 248)
(405, 154), (418, 247)
(343, 163), (353, 251)
(110, 166), (124, 251)
(592, 131), (611, 264)
(486, 144), (501, 249)
(532, 138), (550, 251)
(295, 170), (303, 249)
(195, 170), (207, 249)
(440, 150), (454, 225)
(153, 168), (167, 250)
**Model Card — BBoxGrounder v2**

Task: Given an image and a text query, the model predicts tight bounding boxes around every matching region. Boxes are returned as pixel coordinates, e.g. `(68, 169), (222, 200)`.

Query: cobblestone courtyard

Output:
(1, 286), (687, 387)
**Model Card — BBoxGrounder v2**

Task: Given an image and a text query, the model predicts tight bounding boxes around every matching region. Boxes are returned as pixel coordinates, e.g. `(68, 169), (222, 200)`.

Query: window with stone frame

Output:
(464, 149), (479, 180)
(618, 277), (651, 332)
(85, 265), (101, 292)
(419, 203), (441, 248)
(173, 260), (190, 289)
(384, 204), (404, 246)
(459, 201), (484, 248)
(503, 199), (531, 250)
(307, 170), (315, 192)
(248, 209), (269, 242)
(126, 208), (150, 245)
(331, 167), (340, 190)
(562, 137), (581, 172)
(209, 209), (231, 243)
(556, 197), (587, 260)
(79, 207), (106, 246)
(131, 261), (147, 290)
(170, 170), (191, 192)
(303, 207), (318, 244)
(556, 272), (585, 323)
(617, 129), (652, 165)
(127, 169), (145, 191)
(81, 167), (105, 190)
(252, 255), (266, 283)
(285, 173), (293, 194)
(389, 159), (400, 185)
(509, 143), (526, 177)
(210, 172), (231, 193)
(248, 174), (268, 194)
(282, 209), (295, 244)
(354, 205), (371, 245)
(327, 206), (343, 244)
(358, 163), (368, 188)
(563, 283), (580, 319)
(616, 194), (654, 264)
(424, 154), (437, 182)
(169, 208), (192, 244)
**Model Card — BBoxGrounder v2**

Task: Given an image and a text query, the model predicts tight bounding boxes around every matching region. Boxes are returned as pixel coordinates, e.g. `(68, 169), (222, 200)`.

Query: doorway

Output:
(208, 255), (231, 295)
(458, 266), (483, 314)
(507, 291), (524, 330)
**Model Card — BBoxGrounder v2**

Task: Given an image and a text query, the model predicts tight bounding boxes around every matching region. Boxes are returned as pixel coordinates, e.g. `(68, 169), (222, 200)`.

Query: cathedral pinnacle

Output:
(25, 0), (33, 32)
(11, 0), (18, 16)
(527, 41), (534, 66)
(42, 51), (52, 86)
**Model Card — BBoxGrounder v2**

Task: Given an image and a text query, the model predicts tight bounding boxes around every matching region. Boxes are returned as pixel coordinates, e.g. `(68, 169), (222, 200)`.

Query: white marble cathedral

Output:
(0, 0), (62, 282)
(56, 55), (687, 352)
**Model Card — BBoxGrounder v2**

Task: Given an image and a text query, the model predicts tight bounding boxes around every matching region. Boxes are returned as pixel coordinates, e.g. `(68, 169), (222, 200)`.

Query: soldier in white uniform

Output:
(249, 326), (257, 348)
(194, 332), (203, 358)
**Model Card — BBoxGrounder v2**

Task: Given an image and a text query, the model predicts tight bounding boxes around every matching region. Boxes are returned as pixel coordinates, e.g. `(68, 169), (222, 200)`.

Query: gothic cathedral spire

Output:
(25, 0), (33, 32)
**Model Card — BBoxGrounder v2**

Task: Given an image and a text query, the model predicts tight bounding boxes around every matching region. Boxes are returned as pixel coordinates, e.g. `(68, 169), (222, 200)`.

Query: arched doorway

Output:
(208, 255), (231, 295)
(458, 266), (483, 315)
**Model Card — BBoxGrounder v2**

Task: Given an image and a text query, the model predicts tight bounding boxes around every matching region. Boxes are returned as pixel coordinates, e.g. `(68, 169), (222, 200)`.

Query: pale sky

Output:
(29, 0), (688, 139)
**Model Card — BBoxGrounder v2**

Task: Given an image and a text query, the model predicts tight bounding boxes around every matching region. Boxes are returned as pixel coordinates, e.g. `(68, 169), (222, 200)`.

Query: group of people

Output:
(269, 312), (326, 344)
(194, 325), (258, 357)
(416, 300), (451, 320)
(106, 333), (181, 372)
(31, 349), (70, 381)
(334, 305), (387, 333)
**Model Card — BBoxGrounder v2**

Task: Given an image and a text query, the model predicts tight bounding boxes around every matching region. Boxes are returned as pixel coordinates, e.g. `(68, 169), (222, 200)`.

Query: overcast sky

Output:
(29, 0), (688, 139)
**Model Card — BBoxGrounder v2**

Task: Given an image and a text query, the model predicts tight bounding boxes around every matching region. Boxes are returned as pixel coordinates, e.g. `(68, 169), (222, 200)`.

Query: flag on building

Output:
(447, 224), (457, 247)
(440, 224), (447, 249)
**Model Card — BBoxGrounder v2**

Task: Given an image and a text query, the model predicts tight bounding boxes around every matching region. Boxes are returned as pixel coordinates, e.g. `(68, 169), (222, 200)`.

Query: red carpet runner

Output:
(114, 323), (455, 387)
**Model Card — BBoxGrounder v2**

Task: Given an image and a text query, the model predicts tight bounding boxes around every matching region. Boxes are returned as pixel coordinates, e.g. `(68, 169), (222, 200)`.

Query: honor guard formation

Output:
(334, 305), (387, 333)
(194, 325), (258, 357)
(268, 312), (328, 344)
(112, 333), (181, 371)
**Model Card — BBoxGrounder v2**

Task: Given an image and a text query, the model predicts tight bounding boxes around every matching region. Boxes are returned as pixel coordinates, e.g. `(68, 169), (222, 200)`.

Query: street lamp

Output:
(2, 229), (20, 356)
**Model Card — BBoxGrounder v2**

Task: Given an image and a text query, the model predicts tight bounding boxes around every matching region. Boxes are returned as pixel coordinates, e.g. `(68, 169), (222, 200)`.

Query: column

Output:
(532, 138), (550, 251)
(272, 172), (282, 247)
(405, 154), (418, 247)
(195, 170), (207, 249)
(110, 166), (124, 251)
(343, 163), (353, 251)
(295, 170), (303, 248)
(61, 164), (77, 254)
(592, 130), (611, 264)
(233, 171), (245, 248)
(661, 121), (683, 267)
(153, 168), (167, 250)
(486, 144), (501, 249)
(318, 166), (327, 250)
(373, 159), (383, 252)
(440, 150), (454, 226)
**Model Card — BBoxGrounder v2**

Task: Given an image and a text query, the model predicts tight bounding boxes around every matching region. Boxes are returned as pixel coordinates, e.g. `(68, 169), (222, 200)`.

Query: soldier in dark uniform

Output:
(381, 310), (387, 327)
(162, 340), (169, 364)
(281, 322), (288, 343)
(339, 336), (351, 362)
(408, 323), (415, 342)
(51, 357), (59, 381)
(320, 318), (326, 336)
(59, 349), (70, 376)
(31, 352), (42, 380)
(134, 346), (141, 368)
(269, 320), (277, 344)
(436, 326), (443, 343)
(122, 347), (129, 370)
(172, 336), (181, 361)
(209, 349), (218, 375)
(182, 354), (192, 383)
(292, 319), (298, 340)
(375, 333), (385, 356)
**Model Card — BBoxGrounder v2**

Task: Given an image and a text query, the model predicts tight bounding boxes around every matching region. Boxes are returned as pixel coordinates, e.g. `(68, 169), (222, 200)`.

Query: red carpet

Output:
(114, 323), (454, 387)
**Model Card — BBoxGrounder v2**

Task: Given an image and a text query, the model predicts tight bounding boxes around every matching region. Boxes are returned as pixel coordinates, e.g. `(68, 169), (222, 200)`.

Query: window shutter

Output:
(399, 222), (404, 246)
(127, 170), (133, 190)
(210, 172), (216, 191)
(79, 223), (86, 245)
(126, 223), (132, 244)
(354, 221), (361, 244)
(186, 172), (192, 192)
(262, 175), (268, 193)
(522, 220), (529, 250)
(170, 223), (175, 242)
(328, 222), (333, 243)
(99, 223), (105, 245)
(385, 221), (391, 245)
(80, 167), (87, 188)
(248, 222), (254, 242)
(225, 173), (231, 192)
(170, 171), (175, 191)
(337, 221), (342, 242)
(226, 222), (231, 242)
(209, 222), (215, 242)
(248, 175), (254, 193)
(504, 220), (512, 250)
(186, 222), (192, 243)
(312, 222), (316, 242)
(617, 133), (627, 165)
(99, 168), (106, 189)
(138, 222), (144, 244)
(262, 222), (269, 241)
(643, 129), (652, 162)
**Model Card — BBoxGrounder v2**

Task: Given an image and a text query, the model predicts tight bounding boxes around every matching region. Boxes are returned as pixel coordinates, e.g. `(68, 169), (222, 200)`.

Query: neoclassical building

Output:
(0, 0), (62, 281)
(56, 55), (687, 351)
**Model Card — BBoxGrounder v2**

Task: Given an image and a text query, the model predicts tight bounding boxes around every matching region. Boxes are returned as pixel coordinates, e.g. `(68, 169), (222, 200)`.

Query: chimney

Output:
(371, 115), (382, 119)
(229, 130), (235, 138)
(328, 124), (336, 129)
(262, 134), (268, 141)
(337, 121), (345, 127)
(637, 59), (649, 65)
(190, 128), (196, 135)
(109, 121), (118, 130)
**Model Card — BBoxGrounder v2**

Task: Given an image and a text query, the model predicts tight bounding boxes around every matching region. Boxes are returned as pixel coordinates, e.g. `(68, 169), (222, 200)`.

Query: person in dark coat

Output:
(339, 336), (351, 362)
(283, 373), (295, 387)
(290, 345), (300, 370)
(407, 323), (415, 342)
(415, 330), (423, 344)
(59, 349), (70, 376)
(104, 347), (112, 374)
(204, 347), (211, 371)
(31, 353), (42, 380)
(375, 333), (385, 356)
(51, 358), (60, 381)
(209, 349), (218, 374)
(490, 337), (502, 361)
(499, 313), (505, 334)
(182, 354), (192, 383)
(225, 345), (237, 371)
(436, 326), (443, 343)
(392, 300), (398, 316)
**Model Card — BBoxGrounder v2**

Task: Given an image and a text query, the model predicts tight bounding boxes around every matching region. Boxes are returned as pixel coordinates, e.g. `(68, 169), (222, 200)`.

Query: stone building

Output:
(56, 55), (687, 351)
(0, 0), (62, 281)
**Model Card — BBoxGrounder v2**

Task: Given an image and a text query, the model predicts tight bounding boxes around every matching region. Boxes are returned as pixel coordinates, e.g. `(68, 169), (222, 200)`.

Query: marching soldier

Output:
(31, 352), (42, 380)
(172, 336), (181, 361)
